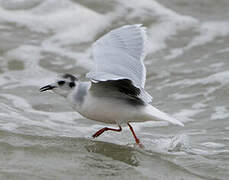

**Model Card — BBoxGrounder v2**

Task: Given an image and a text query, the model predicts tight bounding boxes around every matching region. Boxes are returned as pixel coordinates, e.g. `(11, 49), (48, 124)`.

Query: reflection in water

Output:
(85, 140), (139, 167)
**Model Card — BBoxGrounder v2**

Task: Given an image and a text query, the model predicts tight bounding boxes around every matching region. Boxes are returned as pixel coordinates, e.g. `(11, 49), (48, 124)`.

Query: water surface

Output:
(0, 0), (229, 179)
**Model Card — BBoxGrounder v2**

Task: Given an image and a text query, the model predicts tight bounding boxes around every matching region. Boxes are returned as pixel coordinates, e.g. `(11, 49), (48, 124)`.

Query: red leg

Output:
(92, 126), (122, 138)
(127, 123), (142, 147)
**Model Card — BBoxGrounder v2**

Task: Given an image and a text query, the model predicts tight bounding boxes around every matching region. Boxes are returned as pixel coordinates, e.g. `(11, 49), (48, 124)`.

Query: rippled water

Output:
(0, 0), (229, 179)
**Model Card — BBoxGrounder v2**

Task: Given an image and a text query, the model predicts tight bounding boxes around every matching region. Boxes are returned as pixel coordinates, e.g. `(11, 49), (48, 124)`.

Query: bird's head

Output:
(40, 74), (78, 97)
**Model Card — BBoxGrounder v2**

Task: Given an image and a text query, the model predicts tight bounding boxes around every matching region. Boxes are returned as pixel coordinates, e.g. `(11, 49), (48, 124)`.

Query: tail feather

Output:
(145, 105), (184, 126)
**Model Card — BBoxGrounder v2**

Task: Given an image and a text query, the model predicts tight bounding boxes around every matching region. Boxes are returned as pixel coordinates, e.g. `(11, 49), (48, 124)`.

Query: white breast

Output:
(76, 92), (145, 124)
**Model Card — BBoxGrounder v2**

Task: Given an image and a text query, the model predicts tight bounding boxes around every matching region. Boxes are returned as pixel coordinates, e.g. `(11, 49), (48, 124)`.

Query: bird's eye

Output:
(58, 81), (65, 85)
(69, 82), (75, 88)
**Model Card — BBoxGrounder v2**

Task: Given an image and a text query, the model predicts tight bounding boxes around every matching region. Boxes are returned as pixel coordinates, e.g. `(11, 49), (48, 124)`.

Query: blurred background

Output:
(0, 0), (229, 179)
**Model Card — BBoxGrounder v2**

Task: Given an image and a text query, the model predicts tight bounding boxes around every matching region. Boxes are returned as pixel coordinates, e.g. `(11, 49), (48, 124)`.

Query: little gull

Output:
(40, 24), (183, 146)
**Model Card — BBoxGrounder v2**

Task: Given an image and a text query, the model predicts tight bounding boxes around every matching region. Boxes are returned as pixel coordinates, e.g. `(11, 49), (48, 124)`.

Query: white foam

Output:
(139, 1), (198, 53)
(142, 133), (190, 154)
(166, 21), (229, 60)
(187, 21), (229, 49)
(205, 71), (229, 85)
(2, 45), (55, 87)
(0, 0), (112, 73)
(1, 93), (32, 109)
(169, 92), (202, 100)
(192, 102), (207, 109)
(187, 148), (229, 156)
(218, 47), (229, 53)
(0, 0), (109, 35)
(160, 70), (229, 90)
(0, 0), (199, 55)
(209, 62), (224, 69)
(0, 0), (42, 10)
(201, 142), (226, 149)
(0, 92), (93, 136)
(211, 106), (229, 120)
(173, 109), (203, 123)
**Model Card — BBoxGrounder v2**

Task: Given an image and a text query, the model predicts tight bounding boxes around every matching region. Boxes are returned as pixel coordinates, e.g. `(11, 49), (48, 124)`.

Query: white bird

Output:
(40, 24), (183, 146)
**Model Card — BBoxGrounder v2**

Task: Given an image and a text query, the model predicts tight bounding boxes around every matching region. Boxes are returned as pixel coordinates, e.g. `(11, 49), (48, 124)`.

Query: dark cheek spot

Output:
(58, 81), (65, 86)
(69, 82), (75, 88)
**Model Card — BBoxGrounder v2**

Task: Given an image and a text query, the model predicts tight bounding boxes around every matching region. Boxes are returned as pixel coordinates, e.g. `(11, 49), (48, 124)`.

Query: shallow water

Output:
(0, 0), (229, 179)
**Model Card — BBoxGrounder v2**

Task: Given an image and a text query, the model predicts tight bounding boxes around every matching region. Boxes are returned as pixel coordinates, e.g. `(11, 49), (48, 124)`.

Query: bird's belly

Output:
(76, 94), (140, 124)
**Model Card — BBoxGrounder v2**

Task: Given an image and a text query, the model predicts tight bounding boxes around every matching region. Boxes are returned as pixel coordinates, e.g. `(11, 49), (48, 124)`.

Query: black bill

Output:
(39, 85), (55, 92)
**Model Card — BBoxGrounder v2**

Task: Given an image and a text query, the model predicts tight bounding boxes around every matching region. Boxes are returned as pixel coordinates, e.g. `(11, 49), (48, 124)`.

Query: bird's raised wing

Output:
(87, 24), (147, 87)
(86, 24), (152, 103)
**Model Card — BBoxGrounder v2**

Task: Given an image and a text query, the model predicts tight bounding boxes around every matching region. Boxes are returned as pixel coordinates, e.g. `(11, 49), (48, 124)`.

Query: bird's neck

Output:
(67, 81), (91, 109)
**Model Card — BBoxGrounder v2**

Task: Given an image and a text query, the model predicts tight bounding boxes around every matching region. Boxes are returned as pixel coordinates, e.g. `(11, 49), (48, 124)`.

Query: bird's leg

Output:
(92, 126), (122, 138)
(127, 123), (143, 147)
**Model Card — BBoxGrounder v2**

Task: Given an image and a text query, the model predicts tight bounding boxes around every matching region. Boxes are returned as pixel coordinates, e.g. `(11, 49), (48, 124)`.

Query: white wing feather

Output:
(87, 24), (152, 103)
(87, 24), (147, 87)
